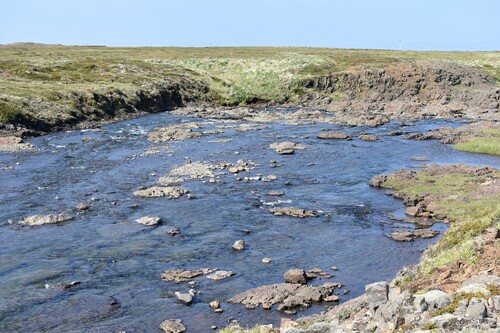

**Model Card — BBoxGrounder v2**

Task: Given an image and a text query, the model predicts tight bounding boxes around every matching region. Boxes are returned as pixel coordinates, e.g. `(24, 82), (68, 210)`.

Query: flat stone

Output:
(359, 134), (379, 141)
(324, 295), (340, 302)
(160, 268), (216, 283)
(160, 319), (186, 333)
(207, 270), (235, 281)
(317, 132), (352, 140)
(134, 216), (161, 226)
(262, 258), (271, 264)
(266, 191), (285, 196)
(19, 214), (73, 226)
(269, 207), (317, 218)
(133, 186), (187, 199)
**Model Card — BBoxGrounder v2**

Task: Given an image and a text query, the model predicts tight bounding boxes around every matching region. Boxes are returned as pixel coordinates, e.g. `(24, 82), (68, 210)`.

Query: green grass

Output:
(454, 130), (500, 156)
(380, 168), (500, 277)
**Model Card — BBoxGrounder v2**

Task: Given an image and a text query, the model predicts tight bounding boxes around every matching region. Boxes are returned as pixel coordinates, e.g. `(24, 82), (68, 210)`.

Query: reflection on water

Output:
(1, 113), (499, 332)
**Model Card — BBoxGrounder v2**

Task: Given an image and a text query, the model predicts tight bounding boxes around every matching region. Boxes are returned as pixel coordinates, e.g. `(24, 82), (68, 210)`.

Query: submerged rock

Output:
(19, 214), (73, 226)
(269, 207), (317, 218)
(134, 216), (162, 226)
(207, 270), (235, 281)
(75, 202), (90, 211)
(160, 268), (216, 283)
(174, 292), (193, 304)
(133, 186), (187, 199)
(160, 319), (186, 333)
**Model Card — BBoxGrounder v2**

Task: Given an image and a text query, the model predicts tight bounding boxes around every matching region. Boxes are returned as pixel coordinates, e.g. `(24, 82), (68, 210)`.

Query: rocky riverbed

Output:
(0, 110), (499, 332)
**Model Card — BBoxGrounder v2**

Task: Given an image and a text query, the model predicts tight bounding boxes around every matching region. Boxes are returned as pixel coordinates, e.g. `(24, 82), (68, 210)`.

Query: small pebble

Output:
(262, 258), (271, 264)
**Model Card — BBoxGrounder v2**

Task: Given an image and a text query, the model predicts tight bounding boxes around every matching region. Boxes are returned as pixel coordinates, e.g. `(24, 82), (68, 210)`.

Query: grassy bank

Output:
(377, 166), (500, 281)
(1, 45), (499, 133)
(453, 128), (500, 156)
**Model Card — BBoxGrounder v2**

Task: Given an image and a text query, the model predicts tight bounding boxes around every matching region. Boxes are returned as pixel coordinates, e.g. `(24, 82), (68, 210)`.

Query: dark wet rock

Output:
(317, 132), (352, 140)
(359, 134), (379, 141)
(369, 174), (388, 187)
(9, 293), (119, 332)
(75, 202), (90, 211)
(228, 282), (338, 311)
(133, 186), (187, 199)
(134, 216), (161, 226)
(167, 228), (180, 236)
(207, 270), (235, 281)
(19, 214), (73, 226)
(269, 207), (317, 218)
(284, 269), (309, 284)
(269, 141), (304, 154)
(160, 268), (216, 283)
(160, 319), (186, 333)
(232, 240), (245, 250)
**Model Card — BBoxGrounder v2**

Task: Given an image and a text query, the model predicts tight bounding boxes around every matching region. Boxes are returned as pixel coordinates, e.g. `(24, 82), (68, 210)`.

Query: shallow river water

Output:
(1, 112), (499, 332)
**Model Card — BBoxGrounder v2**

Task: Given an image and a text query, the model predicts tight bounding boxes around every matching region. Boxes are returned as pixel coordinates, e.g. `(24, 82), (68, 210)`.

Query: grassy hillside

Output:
(1, 45), (499, 132)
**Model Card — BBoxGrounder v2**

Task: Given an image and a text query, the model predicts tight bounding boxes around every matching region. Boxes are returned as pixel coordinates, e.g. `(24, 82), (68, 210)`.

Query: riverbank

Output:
(1, 46), (499, 137)
(224, 164), (499, 332)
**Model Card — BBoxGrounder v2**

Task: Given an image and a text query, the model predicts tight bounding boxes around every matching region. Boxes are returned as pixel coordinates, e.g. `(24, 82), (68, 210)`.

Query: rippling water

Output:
(1, 112), (499, 332)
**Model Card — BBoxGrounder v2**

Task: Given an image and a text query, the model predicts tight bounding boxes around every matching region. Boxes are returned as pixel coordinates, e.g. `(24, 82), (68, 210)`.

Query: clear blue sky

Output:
(1, 0), (499, 51)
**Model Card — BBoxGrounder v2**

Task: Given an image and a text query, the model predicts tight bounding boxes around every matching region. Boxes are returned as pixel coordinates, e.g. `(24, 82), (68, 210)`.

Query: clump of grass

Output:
(0, 100), (23, 123)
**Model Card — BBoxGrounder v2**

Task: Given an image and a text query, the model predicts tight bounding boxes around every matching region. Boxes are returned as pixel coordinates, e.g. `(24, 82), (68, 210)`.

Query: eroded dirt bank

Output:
(1, 58), (498, 139)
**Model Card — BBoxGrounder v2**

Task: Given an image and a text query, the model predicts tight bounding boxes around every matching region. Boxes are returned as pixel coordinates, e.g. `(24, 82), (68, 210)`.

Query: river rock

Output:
(269, 141), (304, 154)
(75, 202), (90, 211)
(134, 216), (161, 226)
(160, 319), (186, 333)
(148, 123), (202, 142)
(174, 292), (193, 304)
(228, 282), (337, 311)
(160, 268), (216, 283)
(387, 230), (415, 242)
(266, 191), (284, 196)
(269, 207), (317, 218)
(19, 214), (73, 226)
(284, 269), (308, 284)
(359, 134), (379, 141)
(207, 270), (235, 281)
(317, 132), (352, 140)
(365, 281), (389, 310)
(133, 186), (187, 199)
(0, 136), (34, 151)
(209, 300), (220, 309)
(232, 240), (245, 250)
